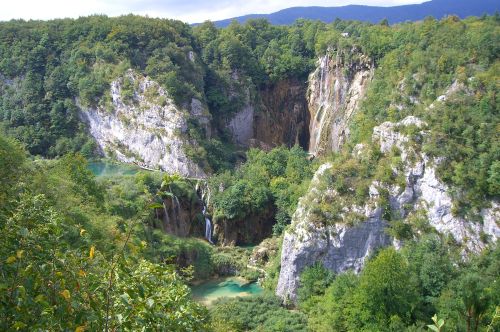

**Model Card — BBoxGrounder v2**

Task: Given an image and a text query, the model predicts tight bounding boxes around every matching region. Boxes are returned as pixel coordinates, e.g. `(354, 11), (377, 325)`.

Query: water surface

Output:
(88, 160), (140, 177)
(191, 277), (263, 306)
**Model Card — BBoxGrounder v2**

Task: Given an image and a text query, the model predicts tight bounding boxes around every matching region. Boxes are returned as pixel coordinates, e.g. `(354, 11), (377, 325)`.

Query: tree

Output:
(297, 262), (334, 304)
(347, 248), (418, 329)
(0, 135), (26, 215)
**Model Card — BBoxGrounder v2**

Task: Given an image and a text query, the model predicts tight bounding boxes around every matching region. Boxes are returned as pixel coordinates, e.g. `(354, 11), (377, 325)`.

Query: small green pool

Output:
(191, 277), (263, 306)
(88, 161), (140, 177)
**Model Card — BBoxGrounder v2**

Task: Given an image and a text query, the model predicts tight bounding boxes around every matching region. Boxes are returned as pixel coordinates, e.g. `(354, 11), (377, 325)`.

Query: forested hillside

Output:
(212, 0), (500, 27)
(0, 13), (499, 331)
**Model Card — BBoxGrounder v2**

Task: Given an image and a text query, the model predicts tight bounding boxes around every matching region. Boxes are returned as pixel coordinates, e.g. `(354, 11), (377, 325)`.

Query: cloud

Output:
(1, 0), (427, 23)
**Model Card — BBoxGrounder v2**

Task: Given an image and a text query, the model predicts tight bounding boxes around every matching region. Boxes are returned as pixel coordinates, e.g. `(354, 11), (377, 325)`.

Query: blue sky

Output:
(1, 0), (426, 23)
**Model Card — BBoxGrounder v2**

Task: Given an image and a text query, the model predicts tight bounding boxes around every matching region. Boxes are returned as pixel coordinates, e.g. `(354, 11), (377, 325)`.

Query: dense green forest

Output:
(0, 12), (499, 332)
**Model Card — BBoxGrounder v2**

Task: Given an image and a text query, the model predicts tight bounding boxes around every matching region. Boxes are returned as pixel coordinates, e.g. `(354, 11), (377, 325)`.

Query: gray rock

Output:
(276, 163), (392, 302)
(80, 69), (205, 178)
(308, 50), (373, 155)
(276, 116), (499, 302)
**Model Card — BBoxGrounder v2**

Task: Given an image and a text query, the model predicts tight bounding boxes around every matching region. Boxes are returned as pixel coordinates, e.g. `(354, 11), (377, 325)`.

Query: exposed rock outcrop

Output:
(254, 79), (310, 149)
(154, 195), (205, 238)
(276, 163), (392, 302)
(213, 206), (276, 246)
(80, 70), (206, 178)
(372, 116), (499, 251)
(276, 116), (499, 302)
(227, 103), (255, 146)
(227, 78), (310, 149)
(308, 49), (373, 155)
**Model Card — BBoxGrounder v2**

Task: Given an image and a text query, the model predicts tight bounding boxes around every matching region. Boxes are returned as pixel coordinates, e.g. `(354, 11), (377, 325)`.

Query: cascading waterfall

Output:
(196, 180), (214, 244)
(202, 206), (213, 244)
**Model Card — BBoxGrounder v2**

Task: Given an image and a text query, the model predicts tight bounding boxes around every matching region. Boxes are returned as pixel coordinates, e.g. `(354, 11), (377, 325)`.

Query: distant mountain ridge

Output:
(210, 0), (499, 27)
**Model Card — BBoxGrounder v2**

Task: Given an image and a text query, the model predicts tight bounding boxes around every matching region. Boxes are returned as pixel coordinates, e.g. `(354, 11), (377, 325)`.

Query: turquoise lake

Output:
(191, 277), (263, 306)
(88, 161), (140, 177)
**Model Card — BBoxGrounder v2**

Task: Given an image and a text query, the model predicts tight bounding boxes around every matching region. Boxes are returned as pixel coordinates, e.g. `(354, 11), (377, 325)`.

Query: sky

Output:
(0, 0), (427, 23)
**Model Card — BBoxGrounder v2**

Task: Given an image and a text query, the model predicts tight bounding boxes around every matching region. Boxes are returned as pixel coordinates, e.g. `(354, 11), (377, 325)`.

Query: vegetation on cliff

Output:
(0, 12), (499, 331)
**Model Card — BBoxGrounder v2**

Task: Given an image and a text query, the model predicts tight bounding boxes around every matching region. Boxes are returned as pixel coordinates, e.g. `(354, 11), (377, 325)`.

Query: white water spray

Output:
(202, 206), (213, 244)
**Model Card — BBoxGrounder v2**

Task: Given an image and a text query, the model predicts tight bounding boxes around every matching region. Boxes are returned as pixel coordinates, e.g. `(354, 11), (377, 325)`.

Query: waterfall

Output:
(202, 206), (213, 244)
(197, 180), (213, 244)
(319, 55), (326, 106)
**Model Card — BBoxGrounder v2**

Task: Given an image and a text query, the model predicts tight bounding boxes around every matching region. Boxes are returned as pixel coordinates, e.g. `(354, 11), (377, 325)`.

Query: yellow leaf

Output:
(6, 256), (16, 264)
(60, 289), (71, 300)
(75, 326), (86, 332)
(35, 294), (45, 303)
(80, 229), (86, 236)
(56, 271), (63, 277)
(89, 246), (95, 259)
(16, 250), (24, 259)
(78, 269), (86, 277)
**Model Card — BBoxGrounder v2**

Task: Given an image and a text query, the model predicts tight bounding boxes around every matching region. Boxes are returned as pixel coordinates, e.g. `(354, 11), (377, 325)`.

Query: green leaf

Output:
(120, 293), (130, 305)
(427, 325), (439, 332)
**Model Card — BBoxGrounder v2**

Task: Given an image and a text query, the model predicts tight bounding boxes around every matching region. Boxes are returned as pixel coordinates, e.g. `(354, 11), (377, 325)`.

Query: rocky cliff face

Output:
(213, 206), (276, 246)
(254, 79), (310, 149)
(276, 163), (393, 302)
(154, 195), (205, 238)
(276, 116), (500, 302)
(226, 76), (309, 150)
(80, 70), (206, 178)
(308, 49), (373, 155)
(226, 50), (374, 153)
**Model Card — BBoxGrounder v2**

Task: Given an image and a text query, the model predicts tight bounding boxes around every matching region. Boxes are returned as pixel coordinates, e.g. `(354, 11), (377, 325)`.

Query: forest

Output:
(0, 12), (499, 332)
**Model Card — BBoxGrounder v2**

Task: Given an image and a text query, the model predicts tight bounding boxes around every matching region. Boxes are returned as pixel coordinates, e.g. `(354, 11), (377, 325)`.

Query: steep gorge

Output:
(223, 48), (373, 156)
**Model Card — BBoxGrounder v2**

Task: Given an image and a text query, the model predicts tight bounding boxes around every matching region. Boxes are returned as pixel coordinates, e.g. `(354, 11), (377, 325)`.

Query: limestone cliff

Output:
(226, 77), (310, 150)
(80, 70), (207, 178)
(154, 194), (205, 238)
(308, 49), (373, 155)
(254, 79), (310, 149)
(276, 116), (499, 302)
(213, 206), (276, 246)
(276, 163), (393, 303)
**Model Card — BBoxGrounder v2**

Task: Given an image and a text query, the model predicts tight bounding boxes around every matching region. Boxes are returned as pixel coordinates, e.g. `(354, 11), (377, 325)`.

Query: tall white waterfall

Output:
(202, 206), (213, 244)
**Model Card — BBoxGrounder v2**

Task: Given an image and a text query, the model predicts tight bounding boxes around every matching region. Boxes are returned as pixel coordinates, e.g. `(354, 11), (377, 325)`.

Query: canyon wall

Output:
(80, 70), (207, 178)
(276, 116), (500, 302)
(308, 50), (373, 155)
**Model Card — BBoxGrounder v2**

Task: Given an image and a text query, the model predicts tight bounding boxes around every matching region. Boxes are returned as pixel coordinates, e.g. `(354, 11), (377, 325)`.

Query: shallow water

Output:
(88, 161), (139, 177)
(191, 277), (263, 306)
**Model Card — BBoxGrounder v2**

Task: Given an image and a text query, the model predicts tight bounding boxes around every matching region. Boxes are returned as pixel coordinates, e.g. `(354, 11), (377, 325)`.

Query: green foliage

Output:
(436, 245), (500, 332)
(427, 314), (445, 332)
(111, 260), (209, 331)
(0, 137), (209, 330)
(0, 135), (26, 216)
(210, 294), (308, 332)
(209, 146), (313, 237)
(348, 248), (418, 329)
(302, 238), (499, 332)
(303, 272), (359, 331)
(297, 263), (334, 304)
(347, 16), (500, 213)
(0, 15), (204, 157)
